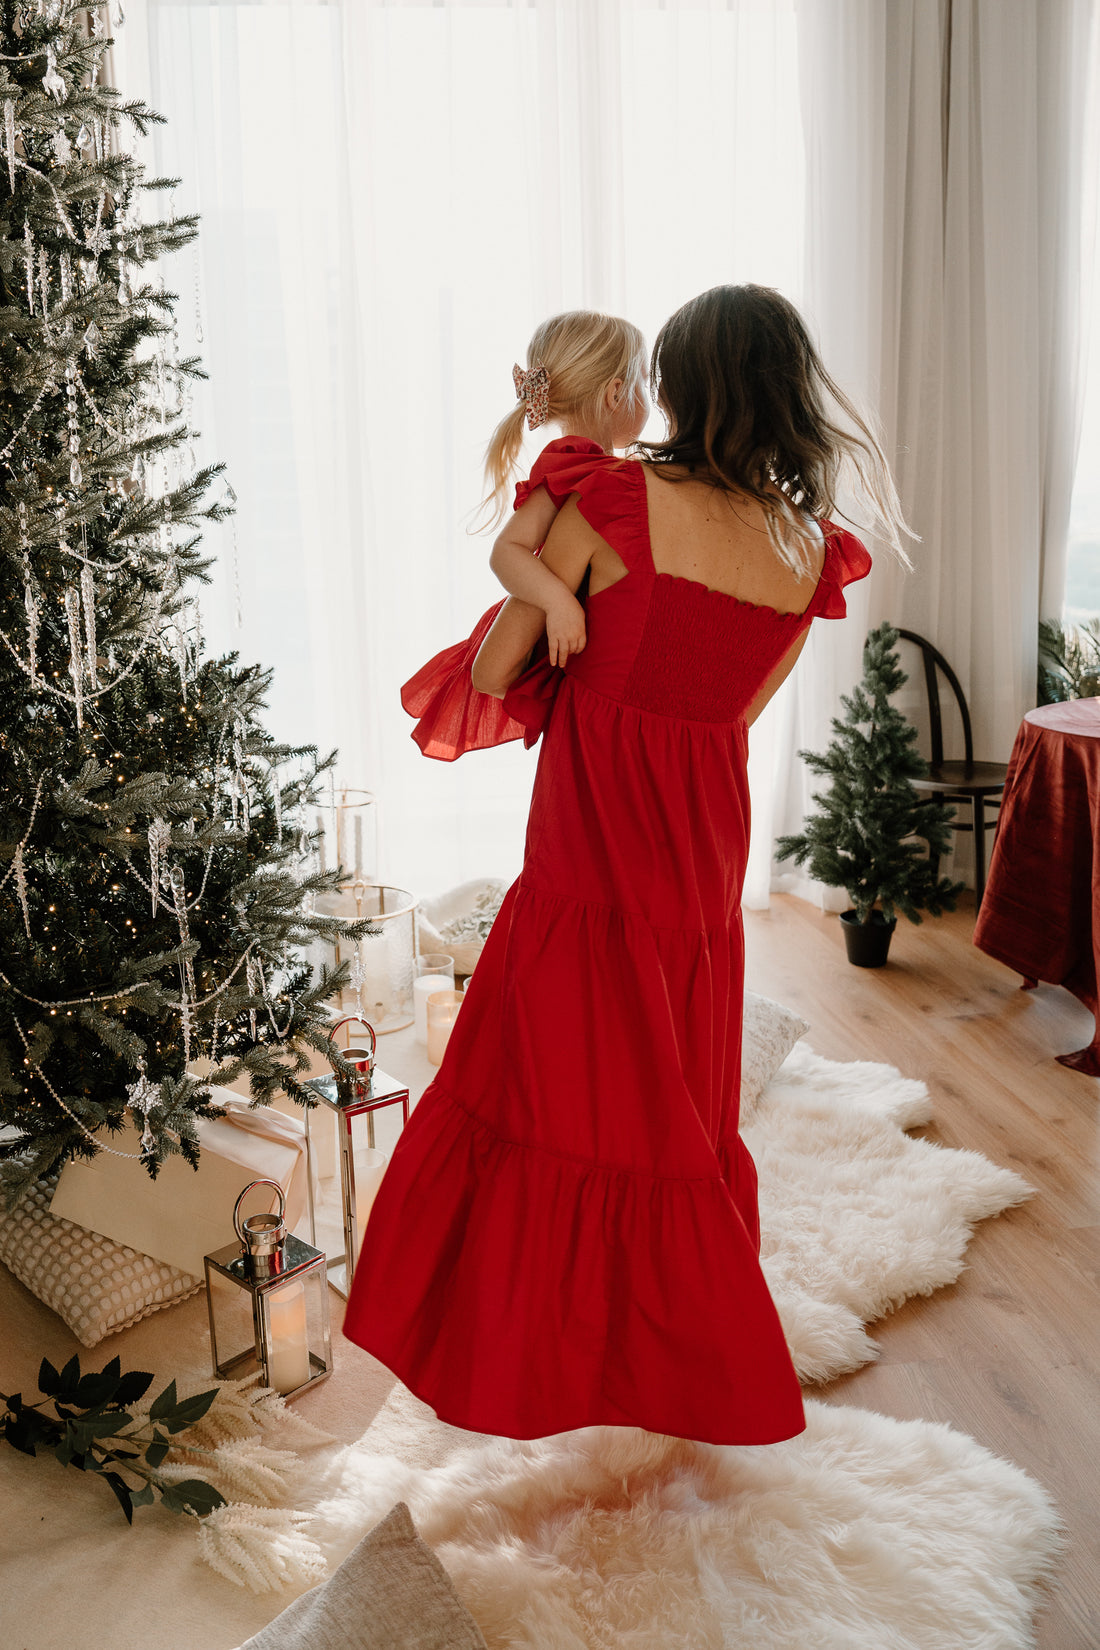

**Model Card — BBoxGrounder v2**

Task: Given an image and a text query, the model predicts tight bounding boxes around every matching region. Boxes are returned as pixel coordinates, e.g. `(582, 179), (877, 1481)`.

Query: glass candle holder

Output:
(313, 786), (378, 881)
(312, 883), (418, 1032)
(426, 989), (463, 1067)
(413, 953), (455, 1044)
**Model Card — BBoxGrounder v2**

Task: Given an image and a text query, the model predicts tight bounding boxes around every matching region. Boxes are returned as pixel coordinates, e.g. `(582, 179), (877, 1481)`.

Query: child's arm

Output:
(489, 490), (587, 668)
(473, 498), (598, 698)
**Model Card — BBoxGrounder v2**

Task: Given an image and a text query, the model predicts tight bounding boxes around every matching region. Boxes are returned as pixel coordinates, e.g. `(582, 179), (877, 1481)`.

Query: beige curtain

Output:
(800, 0), (1096, 762)
(745, 0), (1097, 904)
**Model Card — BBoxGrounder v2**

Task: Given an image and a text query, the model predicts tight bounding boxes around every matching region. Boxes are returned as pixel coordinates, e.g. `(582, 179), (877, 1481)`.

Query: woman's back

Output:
(639, 465), (824, 615)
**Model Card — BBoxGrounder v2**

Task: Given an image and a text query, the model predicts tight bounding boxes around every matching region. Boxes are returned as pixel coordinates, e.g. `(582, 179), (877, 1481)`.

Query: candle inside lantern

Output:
(265, 1280), (311, 1394)
(426, 989), (463, 1067)
(352, 1147), (389, 1252)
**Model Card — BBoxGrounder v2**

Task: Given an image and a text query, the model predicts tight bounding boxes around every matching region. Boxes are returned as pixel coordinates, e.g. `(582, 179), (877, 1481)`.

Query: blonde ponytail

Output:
(474, 310), (648, 531)
(476, 402), (529, 530)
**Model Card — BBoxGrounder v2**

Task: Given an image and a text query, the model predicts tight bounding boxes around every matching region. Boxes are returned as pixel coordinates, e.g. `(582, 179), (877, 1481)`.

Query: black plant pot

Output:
(840, 909), (897, 968)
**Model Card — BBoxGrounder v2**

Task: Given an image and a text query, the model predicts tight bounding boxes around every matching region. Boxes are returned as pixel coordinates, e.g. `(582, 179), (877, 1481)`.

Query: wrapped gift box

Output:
(50, 1088), (308, 1280)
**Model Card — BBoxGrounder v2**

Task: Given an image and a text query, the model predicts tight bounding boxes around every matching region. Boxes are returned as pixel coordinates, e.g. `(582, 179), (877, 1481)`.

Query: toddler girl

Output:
(402, 310), (649, 760)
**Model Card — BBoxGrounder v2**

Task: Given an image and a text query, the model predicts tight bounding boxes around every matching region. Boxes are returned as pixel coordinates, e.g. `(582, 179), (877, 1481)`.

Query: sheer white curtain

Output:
(116, 0), (804, 898)
(116, 0), (1095, 909)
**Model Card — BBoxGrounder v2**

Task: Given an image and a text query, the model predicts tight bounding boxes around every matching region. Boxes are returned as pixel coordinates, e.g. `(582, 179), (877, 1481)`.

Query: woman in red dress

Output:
(344, 285), (911, 1444)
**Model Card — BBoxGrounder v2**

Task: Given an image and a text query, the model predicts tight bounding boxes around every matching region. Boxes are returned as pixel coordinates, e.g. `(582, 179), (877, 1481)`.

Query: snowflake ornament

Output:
(126, 1070), (160, 1152)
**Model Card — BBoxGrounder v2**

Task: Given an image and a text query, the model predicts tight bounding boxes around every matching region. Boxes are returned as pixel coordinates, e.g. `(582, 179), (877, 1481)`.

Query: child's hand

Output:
(545, 593), (587, 668)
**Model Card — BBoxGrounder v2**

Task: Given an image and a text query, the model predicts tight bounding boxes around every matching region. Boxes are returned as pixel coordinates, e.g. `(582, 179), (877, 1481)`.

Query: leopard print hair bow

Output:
(512, 362), (551, 431)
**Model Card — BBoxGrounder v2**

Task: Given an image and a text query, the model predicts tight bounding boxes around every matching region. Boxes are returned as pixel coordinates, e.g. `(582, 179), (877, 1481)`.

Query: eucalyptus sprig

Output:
(1, 1353), (227, 1524)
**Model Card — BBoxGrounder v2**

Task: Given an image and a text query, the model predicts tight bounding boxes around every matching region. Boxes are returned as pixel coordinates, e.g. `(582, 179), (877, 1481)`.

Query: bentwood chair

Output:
(895, 629), (1010, 910)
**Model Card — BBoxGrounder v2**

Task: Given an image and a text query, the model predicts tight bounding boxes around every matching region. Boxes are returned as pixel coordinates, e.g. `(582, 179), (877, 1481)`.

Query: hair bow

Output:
(512, 362), (551, 431)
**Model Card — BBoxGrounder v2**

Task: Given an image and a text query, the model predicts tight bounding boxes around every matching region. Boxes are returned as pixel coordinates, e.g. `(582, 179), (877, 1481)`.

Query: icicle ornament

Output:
(246, 955), (261, 1041)
(80, 562), (98, 687)
(174, 621), (189, 699)
(23, 222), (35, 315)
(148, 818), (171, 915)
(4, 99), (16, 192)
(17, 502), (37, 682)
(23, 558), (39, 681)
(37, 247), (51, 319)
(349, 950), (365, 1020)
(13, 845), (31, 940)
(64, 586), (84, 727)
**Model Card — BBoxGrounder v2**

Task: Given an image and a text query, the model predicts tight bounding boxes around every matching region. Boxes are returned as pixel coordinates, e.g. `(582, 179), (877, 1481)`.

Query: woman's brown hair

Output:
(638, 284), (913, 572)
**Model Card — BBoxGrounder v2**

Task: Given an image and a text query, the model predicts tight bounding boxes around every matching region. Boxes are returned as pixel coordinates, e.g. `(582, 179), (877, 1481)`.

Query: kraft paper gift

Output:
(50, 1088), (308, 1279)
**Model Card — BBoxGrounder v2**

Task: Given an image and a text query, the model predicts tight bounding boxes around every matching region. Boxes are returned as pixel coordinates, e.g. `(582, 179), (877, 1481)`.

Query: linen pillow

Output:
(239, 1501), (487, 1650)
(741, 991), (810, 1118)
(0, 1174), (201, 1347)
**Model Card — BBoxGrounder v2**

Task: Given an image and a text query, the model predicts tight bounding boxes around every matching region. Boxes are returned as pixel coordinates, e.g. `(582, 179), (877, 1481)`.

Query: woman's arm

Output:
(473, 498), (598, 697)
(490, 491), (587, 667)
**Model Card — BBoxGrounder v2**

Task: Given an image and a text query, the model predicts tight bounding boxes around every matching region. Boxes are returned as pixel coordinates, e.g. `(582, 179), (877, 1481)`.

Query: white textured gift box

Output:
(49, 1088), (308, 1280)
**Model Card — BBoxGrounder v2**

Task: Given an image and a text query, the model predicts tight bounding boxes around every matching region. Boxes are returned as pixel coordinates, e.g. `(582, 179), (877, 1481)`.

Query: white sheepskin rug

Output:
(308, 1386), (1060, 1649)
(291, 1046), (1055, 1647)
(746, 1043), (1033, 1385)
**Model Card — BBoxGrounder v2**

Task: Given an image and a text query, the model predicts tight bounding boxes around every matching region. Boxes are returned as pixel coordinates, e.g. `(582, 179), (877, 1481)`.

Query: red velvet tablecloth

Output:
(973, 698), (1100, 1072)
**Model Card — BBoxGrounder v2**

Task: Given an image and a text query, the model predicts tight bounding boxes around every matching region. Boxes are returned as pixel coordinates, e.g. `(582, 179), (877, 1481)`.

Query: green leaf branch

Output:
(1, 1354), (228, 1524)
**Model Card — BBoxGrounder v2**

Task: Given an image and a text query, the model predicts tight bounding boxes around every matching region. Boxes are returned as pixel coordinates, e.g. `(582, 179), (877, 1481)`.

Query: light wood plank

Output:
(744, 895), (1099, 1650)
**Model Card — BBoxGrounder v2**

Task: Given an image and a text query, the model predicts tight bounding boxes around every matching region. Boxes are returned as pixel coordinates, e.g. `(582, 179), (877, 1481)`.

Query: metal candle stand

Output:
(303, 1029), (410, 1298)
(204, 1178), (332, 1396)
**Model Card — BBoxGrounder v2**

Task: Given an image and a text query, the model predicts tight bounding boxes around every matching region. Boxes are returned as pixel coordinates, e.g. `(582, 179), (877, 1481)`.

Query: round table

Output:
(973, 697), (1100, 1073)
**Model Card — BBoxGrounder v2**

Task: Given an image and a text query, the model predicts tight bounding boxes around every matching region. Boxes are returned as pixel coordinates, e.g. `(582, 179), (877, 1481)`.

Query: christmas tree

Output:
(776, 623), (962, 925)
(0, 0), (358, 1203)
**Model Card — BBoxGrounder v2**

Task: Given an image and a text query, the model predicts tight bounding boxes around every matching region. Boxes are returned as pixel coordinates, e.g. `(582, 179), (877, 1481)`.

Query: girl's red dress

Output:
(399, 440), (607, 759)
(346, 444), (871, 1444)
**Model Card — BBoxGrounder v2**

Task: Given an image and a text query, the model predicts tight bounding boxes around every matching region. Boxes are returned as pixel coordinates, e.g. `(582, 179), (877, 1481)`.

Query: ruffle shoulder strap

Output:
(514, 437), (646, 565)
(812, 522), (873, 620)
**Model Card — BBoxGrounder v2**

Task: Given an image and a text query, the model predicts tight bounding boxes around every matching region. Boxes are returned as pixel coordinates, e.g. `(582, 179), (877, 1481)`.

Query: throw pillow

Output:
(0, 1174), (201, 1347)
(741, 991), (810, 1119)
(240, 1501), (487, 1650)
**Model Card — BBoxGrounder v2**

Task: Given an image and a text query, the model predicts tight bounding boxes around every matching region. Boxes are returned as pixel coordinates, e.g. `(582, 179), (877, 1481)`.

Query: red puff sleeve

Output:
(810, 522), (873, 620)
(513, 436), (608, 511)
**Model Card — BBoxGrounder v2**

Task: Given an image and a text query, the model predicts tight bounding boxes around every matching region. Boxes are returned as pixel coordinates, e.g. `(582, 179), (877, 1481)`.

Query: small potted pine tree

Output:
(776, 623), (962, 966)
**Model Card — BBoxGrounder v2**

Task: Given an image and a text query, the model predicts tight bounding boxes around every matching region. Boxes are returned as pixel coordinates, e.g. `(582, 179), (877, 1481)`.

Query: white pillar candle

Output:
(265, 1281), (311, 1395)
(413, 974), (444, 1042)
(414, 955), (455, 1043)
(353, 1148), (388, 1253)
(426, 990), (462, 1067)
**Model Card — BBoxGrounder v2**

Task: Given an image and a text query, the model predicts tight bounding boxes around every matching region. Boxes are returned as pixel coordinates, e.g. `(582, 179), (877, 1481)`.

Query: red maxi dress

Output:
(344, 448), (871, 1444)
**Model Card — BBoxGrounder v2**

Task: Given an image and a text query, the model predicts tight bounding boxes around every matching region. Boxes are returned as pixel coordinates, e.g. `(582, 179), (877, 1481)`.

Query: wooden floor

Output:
(743, 896), (1099, 1650)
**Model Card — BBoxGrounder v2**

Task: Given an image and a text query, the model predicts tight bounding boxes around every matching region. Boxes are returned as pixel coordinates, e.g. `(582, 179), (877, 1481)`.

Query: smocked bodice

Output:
(511, 440), (871, 726)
